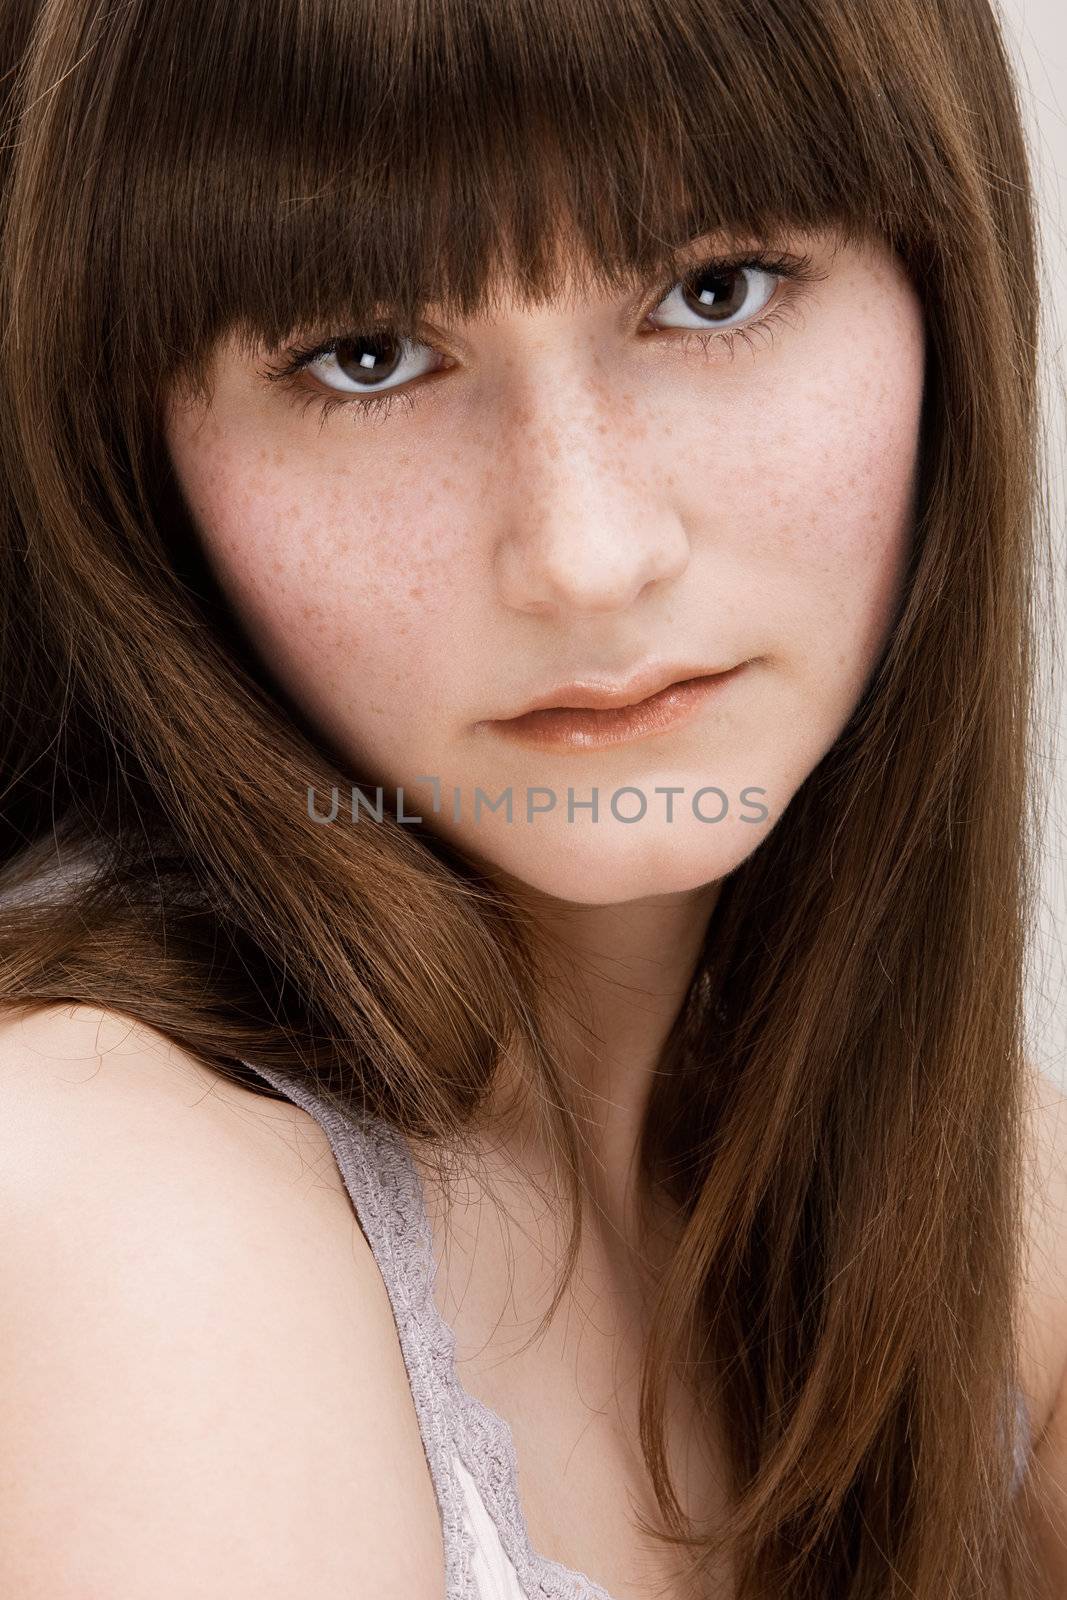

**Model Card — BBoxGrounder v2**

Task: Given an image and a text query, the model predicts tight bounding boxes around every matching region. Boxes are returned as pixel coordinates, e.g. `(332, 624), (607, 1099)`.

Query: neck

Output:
(476, 877), (721, 1257)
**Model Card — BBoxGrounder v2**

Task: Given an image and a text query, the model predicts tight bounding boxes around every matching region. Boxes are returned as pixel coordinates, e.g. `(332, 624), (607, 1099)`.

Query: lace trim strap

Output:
(244, 1062), (616, 1599)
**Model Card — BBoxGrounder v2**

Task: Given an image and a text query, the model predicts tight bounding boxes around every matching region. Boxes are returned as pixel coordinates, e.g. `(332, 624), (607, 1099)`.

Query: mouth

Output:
(481, 662), (749, 752)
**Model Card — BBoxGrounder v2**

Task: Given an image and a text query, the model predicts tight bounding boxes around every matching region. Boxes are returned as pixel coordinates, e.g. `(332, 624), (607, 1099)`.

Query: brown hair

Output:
(0, 0), (1057, 1592)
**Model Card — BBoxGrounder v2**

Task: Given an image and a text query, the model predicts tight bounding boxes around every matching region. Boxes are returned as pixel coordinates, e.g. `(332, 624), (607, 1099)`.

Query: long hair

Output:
(0, 0), (1055, 1592)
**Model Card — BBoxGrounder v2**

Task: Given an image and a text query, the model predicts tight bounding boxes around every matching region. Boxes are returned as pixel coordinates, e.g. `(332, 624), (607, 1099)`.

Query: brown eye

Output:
(331, 332), (405, 387)
(680, 266), (749, 321)
(649, 263), (777, 332)
(306, 331), (441, 395)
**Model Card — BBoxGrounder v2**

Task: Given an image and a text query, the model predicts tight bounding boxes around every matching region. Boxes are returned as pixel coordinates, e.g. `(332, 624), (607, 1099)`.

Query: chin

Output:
(444, 811), (780, 905)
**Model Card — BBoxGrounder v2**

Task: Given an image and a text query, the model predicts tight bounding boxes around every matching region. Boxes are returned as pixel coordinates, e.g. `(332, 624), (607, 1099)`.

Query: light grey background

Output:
(1000, 2), (1067, 1089)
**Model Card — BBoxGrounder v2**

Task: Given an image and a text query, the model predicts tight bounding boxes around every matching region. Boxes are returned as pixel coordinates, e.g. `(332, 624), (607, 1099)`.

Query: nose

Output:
(492, 377), (691, 616)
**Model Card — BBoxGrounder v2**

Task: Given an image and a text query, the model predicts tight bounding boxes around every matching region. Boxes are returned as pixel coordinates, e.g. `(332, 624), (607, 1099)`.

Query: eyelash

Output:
(260, 247), (825, 427)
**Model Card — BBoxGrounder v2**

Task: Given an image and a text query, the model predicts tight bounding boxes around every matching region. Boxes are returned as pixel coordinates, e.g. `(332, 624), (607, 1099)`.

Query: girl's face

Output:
(164, 227), (925, 903)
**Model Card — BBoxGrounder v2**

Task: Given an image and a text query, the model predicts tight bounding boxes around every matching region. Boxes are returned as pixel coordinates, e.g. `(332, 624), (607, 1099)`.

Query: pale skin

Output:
(163, 226), (920, 1215)
(0, 227), (1063, 1600)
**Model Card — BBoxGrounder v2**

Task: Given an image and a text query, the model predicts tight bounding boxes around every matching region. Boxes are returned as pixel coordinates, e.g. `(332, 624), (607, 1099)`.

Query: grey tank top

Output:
(245, 1062), (1033, 1599)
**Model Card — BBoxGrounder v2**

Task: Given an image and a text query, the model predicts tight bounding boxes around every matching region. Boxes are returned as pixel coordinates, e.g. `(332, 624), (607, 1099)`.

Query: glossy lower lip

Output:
(483, 664), (748, 750)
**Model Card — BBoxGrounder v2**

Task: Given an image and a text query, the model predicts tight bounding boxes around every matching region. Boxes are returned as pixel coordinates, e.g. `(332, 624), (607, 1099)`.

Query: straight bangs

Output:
(6, 0), (954, 409)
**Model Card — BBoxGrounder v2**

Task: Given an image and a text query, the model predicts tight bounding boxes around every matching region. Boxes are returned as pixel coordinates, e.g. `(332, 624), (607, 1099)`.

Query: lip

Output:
(493, 661), (741, 718)
(481, 662), (749, 751)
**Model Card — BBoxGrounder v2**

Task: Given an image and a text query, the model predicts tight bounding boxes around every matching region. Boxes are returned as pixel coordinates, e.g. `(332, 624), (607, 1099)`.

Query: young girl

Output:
(0, 0), (1064, 1595)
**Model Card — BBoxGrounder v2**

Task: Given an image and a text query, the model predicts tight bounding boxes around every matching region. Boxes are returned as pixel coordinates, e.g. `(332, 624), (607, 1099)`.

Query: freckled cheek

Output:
(739, 383), (920, 672)
(182, 465), (468, 704)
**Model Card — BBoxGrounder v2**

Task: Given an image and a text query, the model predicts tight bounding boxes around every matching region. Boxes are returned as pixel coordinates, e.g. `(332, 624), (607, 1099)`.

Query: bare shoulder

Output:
(1020, 1060), (1067, 1583)
(0, 1000), (347, 1201)
(0, 1002), (445, 1599)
